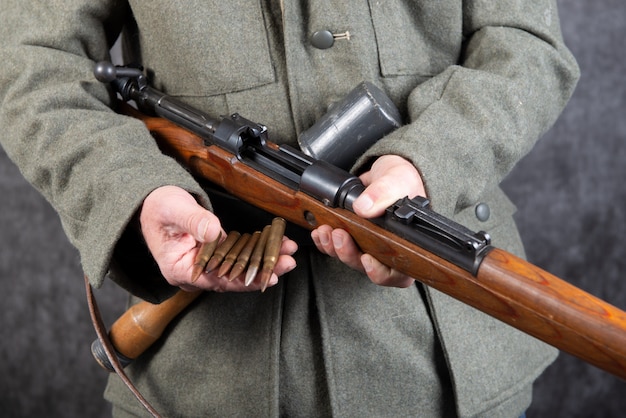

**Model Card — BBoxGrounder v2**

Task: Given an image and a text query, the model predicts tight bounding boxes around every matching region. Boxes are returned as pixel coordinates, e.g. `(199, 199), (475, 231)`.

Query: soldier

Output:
(0, 1), (579, 416)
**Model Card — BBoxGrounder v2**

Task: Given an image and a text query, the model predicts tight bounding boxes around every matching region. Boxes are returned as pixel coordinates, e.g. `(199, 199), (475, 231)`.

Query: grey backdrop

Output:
(1, 1), (625, 416)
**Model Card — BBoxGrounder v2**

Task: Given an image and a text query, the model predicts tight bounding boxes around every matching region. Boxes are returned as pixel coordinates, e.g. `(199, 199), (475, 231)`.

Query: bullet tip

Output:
(260, 268), (273, 292)
(244, 266), (258, 286)
(190, 265), (203, 283)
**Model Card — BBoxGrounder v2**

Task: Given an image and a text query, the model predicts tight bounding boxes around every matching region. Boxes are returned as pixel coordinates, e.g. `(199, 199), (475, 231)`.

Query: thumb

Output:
(351, 181), (393, 218)
(189, 210), (222, 243)
(141, 186), (222, 243)
(351, 156), (425, 218)
(174, 194), (222, 243)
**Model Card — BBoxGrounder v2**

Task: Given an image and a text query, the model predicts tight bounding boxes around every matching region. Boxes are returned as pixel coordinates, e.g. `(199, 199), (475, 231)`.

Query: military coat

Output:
(0, 0), (579, 416)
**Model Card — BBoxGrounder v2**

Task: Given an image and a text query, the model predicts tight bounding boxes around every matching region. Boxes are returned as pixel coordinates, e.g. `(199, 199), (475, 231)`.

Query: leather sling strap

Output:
(84, 275), (162, 418)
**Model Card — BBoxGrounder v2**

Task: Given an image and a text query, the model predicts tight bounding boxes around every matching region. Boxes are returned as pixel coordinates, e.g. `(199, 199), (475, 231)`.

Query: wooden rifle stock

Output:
(118, 103), (626, 381)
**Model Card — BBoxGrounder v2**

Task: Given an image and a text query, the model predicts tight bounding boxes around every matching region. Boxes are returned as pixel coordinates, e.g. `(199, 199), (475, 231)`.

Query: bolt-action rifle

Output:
(92, 62), (626, 381)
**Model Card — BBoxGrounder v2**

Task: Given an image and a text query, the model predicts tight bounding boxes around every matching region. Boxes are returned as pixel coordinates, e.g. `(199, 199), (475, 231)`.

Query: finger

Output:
(204, 265), (287, 292)
(359, 170), (373, 187)
(177, 204), (222, 244)
(140, 186), (223, 243)
(352, 156), (425, 219)
(352, 177), (400, 218)
(361, 254), (415, 288)
(189, 238), (297, 292)
(272, 253), (297, 277)
(179, 283), (201, 292)
(280, 236), (299, 257)
(311, 225), (337, 257)
(190, 270), (266, 292)
(330, 229), (366, 272)
(240, 270), (280, 290)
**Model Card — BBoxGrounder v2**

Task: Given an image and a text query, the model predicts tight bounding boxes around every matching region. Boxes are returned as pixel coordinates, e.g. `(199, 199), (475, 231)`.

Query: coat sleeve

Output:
(0, 1), (209, 301)
(357, 0), (580, 218)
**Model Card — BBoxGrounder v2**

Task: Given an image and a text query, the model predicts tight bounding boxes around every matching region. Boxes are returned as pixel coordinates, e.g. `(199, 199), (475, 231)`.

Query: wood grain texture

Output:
(130, 105), (626, 381)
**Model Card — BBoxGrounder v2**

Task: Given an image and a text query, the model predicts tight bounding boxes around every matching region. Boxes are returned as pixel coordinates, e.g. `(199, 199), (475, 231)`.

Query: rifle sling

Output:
(84, 275), (162, 418)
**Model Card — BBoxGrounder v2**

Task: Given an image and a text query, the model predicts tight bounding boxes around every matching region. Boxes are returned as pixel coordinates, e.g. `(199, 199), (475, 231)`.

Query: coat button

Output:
(475, 203), (490, 222)
(311, 30), (335, 49)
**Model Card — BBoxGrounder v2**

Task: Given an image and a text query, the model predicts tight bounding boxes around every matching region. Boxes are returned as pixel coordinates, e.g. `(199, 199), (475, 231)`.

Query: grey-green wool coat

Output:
(0, 0), (579, 417)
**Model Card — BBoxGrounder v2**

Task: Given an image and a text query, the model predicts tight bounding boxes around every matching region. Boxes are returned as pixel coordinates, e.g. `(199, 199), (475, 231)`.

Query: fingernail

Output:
(354, 195), (374, 213)
(332, 232), (343, 249)
(268, 274), (279, 287)
(197, 217), (211, 242)
(319, 231), (330, 246)
(362, 254), (373, 273)
(285, 261), (297, 274)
